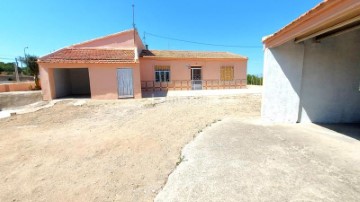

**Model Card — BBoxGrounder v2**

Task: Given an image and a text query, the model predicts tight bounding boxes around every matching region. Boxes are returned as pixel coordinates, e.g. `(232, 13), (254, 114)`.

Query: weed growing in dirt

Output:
(143, 103), (157, 108)
(176, 156), (184, 166)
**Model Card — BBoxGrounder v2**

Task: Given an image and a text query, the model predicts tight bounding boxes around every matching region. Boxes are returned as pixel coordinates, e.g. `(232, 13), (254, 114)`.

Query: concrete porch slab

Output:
(155, 118), (360, 202)
(142, 86), (262, 98)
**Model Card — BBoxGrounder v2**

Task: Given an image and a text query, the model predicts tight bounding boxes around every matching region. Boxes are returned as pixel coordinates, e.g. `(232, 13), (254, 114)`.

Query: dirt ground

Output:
(0, 94), (260, 202)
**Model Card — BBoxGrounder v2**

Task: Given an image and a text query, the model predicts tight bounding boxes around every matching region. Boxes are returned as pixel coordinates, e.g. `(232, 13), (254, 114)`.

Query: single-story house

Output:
(38, 29), (247, 100)
(262, 0), (360, 123)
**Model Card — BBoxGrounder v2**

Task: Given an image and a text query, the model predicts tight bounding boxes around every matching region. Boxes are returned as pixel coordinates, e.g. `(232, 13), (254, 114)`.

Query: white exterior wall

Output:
(262, 41), (305, 123)
(53, 68), (71, 98)
(262, 29), (360, 123)
(299, 29), (360, 123)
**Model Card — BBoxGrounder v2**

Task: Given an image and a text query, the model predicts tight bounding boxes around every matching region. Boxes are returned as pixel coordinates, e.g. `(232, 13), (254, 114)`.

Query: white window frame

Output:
(155, 70), (170, 82)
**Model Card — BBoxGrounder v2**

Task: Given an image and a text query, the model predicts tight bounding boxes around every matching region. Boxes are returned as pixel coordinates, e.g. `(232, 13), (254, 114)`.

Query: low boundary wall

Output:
(0, 91), (42, 109)
(0, 82), (36, 93)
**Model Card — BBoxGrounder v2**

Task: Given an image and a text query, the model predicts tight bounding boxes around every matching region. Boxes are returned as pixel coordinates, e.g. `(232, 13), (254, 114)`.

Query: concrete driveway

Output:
(155, 118), (360, 202)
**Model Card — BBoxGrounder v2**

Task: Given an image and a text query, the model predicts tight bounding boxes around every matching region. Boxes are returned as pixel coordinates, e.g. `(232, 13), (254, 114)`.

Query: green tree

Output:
(247, 74), (263, 85)
(21, 66), (31, 75)
(0, 62), (15, 73)
(20, 55), (40, 89)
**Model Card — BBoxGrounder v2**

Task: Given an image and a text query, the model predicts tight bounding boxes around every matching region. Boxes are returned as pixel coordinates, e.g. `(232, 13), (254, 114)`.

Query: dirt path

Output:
(0, 94), (261, 202)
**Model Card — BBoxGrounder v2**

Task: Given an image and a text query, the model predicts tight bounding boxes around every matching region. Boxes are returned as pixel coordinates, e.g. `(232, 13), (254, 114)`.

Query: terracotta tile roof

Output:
(140, 50), (247, 59)
(38, 48), (135, 63)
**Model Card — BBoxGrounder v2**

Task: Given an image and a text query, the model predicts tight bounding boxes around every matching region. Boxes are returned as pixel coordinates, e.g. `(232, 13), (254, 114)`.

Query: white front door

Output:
(191, 67), (202, 90)
(117, 68), (134, 98)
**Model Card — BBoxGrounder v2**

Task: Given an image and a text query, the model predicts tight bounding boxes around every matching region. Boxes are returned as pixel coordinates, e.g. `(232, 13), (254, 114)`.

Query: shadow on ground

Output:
(317, 123), (360, 141)
(56, 94), (91, 99)
(142, 90), (168, 98)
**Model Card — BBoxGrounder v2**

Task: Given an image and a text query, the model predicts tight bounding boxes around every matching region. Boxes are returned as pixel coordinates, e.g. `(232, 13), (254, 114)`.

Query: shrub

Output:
(247, 74), (263, 85)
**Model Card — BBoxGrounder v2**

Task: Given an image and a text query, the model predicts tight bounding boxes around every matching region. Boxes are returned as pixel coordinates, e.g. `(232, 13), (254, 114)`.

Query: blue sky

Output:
(0, 0), (322, 74)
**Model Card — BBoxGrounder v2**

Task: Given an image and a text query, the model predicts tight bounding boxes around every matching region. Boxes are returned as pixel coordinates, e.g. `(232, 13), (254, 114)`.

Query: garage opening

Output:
(53, 68), (91, 98)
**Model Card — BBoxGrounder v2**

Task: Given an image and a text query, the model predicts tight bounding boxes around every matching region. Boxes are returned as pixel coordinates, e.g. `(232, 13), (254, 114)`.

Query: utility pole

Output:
(23, 46), (29, 81)
(23, 46), (28, 68)
(14, 58), (20, 82)
(132, 4), (135, 29)
(132, 4), (136, 45)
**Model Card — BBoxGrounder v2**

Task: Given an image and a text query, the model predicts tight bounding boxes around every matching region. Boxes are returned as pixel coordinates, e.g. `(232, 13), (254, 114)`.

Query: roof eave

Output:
(140, 56), (247, 60)
(263, 0), (360, 48)
(37, 60), (137, 64)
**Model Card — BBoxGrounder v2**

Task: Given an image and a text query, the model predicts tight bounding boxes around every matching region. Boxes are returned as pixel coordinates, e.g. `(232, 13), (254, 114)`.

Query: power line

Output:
(144, 32), (262, 48)
(0, 55), (17, 57)
(0, 57), (15, 61)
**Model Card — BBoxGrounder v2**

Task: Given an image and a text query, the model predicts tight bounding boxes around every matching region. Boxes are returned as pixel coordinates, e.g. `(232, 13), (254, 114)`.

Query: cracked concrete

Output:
(155, 118), (360, 202)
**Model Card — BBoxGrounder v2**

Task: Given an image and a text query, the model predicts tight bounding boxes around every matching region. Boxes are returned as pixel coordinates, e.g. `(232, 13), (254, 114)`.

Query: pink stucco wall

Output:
(39, 63), (142, 100)
(39, 58), (246, 100)
(139, 58), (247, 81)
(72, 29), (145, 51)
(39, 29), (145, 100)
(0, 82), (36, 92)
(88, 64), (141, 99)
(39, 58), (247, 100)
(39, 66), (54, 100)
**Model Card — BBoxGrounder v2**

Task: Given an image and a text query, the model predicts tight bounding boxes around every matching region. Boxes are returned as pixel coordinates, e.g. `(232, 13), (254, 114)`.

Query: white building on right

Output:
(262, 0), (360, 123)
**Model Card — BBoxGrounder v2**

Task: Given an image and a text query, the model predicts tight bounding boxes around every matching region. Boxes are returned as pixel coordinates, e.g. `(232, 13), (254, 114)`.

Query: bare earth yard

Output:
(0, 94), (260, 202)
